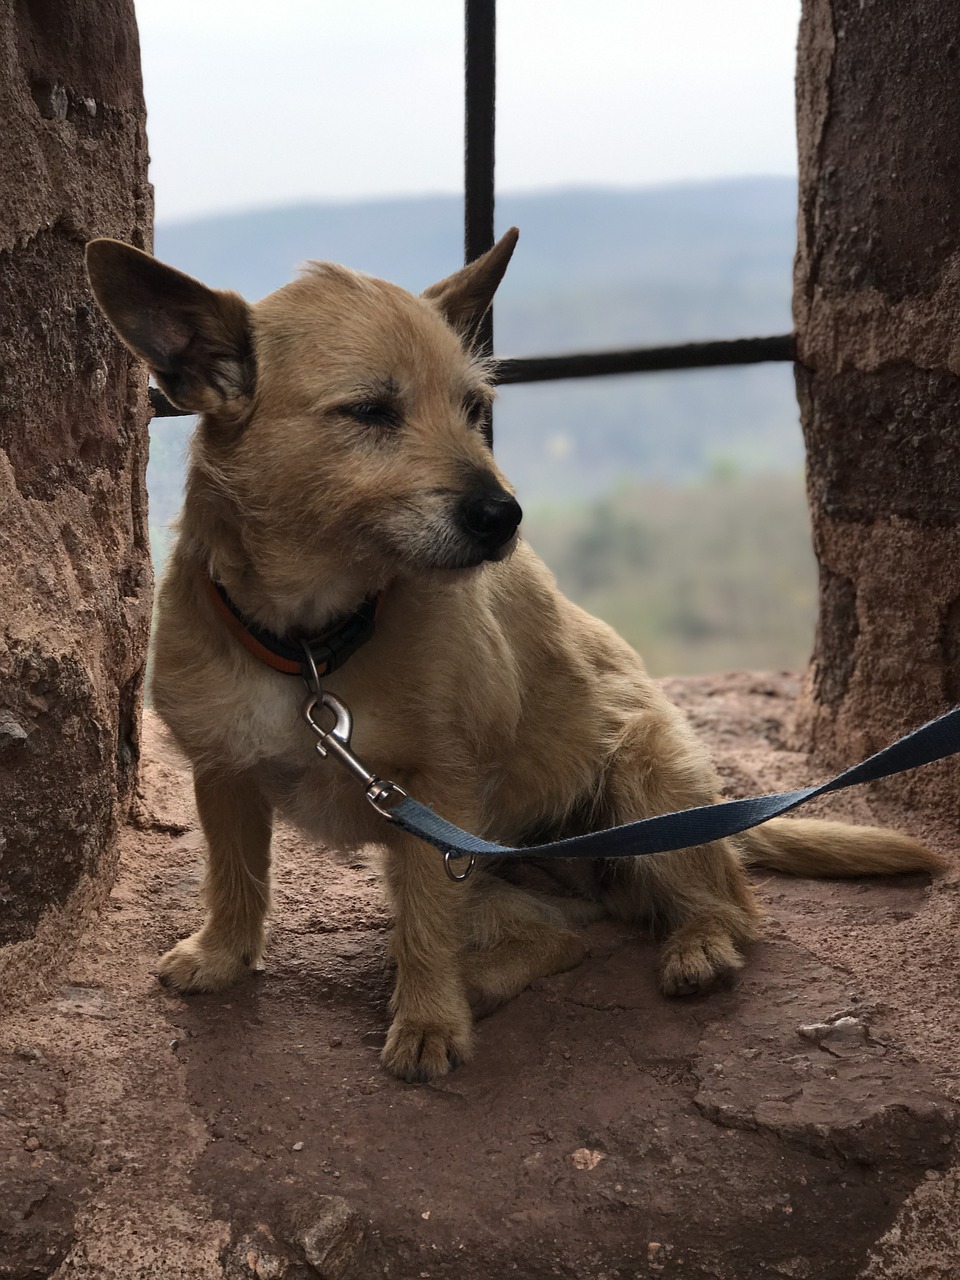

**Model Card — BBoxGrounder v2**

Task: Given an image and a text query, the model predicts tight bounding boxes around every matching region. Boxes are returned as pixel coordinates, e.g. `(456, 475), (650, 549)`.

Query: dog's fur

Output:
(86, 232), (945, 1082)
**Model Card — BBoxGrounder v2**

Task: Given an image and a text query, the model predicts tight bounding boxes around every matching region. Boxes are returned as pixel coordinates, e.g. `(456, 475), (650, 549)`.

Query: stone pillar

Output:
(794, 0), (960, 806)
(0, 2), (152, 980)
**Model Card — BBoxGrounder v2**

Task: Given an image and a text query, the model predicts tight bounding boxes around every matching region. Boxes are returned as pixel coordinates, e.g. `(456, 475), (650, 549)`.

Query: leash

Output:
(300, 677), (960, 882)
(201, 555), (960, 881)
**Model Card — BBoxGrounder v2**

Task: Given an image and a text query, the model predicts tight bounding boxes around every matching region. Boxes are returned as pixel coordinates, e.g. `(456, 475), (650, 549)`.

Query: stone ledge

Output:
(2, 675), (958, 1279)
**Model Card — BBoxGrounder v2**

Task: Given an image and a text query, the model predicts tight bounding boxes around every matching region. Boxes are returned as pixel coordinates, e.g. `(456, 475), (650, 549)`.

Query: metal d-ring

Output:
(443, 849), (476, 882)
(300, 640), (324, 697)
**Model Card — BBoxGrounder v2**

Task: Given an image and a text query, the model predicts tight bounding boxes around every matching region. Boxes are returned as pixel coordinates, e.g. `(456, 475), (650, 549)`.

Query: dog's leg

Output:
(462, 875), (591, 1017)
(158, 769), (273, 993)
(380, 831), (477, 1082)
(599, 714), (761, 995)
(626, 841), (760, 995)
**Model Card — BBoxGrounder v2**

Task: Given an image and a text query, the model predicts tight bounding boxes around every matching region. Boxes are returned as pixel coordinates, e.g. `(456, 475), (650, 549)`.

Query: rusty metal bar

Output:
(493, 333), (797, 385)
(149, 388), (186, 416)
(465, 0), (497, 443)
(464, 0), (496, 270)
(148, 334), (797, 418)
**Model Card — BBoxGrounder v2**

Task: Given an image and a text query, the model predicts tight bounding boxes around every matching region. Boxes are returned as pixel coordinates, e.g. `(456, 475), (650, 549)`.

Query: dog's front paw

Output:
(380, 1016), (474, 1083)
(659, 924), (743, 997)
(158, 928), (263, 993)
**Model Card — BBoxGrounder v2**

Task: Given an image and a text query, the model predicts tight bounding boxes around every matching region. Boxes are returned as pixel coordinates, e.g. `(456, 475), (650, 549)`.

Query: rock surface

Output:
(794, 0), (960, 808)
(0, 2), (152, 975)
(2, 674), (958, 1278)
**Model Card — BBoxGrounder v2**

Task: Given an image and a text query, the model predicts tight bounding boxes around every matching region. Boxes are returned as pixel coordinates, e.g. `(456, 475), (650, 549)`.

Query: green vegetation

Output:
(523, 470), (816, 677)
(149, 462), (816, 680)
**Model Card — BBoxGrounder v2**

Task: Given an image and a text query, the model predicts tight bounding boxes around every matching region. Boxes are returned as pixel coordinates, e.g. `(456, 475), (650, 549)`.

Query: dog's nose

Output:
(458, 491), (523, 549)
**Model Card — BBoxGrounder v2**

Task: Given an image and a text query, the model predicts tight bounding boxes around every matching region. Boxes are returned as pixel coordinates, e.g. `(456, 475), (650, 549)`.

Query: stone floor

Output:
(2, 673), (959, 1279)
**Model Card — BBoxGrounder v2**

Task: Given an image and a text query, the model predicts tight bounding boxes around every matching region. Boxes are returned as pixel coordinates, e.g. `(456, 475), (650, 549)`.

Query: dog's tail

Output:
(740, 817), (947, 878)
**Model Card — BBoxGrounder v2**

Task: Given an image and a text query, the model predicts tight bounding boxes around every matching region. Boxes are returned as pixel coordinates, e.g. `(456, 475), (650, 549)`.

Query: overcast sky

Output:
(134, 1), (801, 225)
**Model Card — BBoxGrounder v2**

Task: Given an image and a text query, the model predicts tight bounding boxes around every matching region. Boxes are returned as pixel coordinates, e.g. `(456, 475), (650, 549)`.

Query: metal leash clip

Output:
(299, 641), (474, 879)
(300, 642), (408, 819)
(301, 689), (409, 819)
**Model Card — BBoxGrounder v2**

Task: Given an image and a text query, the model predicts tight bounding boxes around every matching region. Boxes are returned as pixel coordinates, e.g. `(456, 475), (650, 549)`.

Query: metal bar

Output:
(464, 0), (496, 268)
(465, 0), (496, 444)
(147, 335), (797, 417)
(493, 334), (796, 385)
(149, 387), (189, 416)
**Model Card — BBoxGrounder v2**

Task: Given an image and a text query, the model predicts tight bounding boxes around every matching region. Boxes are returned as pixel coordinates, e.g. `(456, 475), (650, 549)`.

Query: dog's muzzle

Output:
(456, 490), (523, 559)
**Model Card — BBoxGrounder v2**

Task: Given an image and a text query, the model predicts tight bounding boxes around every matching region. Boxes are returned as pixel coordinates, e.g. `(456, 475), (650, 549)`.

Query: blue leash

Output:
(388, 706), (960, 878)
(300, 690), (960, 881)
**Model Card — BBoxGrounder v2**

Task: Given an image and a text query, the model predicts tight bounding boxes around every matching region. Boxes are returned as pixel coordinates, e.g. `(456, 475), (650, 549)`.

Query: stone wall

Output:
(795, 0), (960, 805)
(0, 0), (152, 989)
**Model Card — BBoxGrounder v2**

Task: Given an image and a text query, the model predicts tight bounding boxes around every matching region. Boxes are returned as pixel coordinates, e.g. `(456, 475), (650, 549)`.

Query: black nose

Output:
(458, 491), (523, 550)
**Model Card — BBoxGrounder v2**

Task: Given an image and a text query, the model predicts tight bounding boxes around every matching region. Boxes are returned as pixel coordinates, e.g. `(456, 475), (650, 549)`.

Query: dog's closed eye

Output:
(463, 392), (491, 430)
(342, 399), (403, 429)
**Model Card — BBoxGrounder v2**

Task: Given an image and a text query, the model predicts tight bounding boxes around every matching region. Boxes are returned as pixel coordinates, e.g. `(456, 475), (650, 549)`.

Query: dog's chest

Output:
(207, 674), (399, 852)
(211, 672), (312, 770)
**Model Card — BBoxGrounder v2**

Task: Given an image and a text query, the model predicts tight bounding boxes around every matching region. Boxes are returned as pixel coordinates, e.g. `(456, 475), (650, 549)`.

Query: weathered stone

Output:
(0, 2), (152, 983)
(794, 0), (960, 808)
(0, 711), (29, 748)
(1, 681), (958, 1280)
(797, 1015), (873, 1057)
(222, 1231), (292, 1280)
(289, 1197), (375, 1280)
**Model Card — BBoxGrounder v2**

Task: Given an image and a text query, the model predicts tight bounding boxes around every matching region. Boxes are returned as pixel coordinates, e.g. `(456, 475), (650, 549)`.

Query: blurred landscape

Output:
(148, 177), (816, 676)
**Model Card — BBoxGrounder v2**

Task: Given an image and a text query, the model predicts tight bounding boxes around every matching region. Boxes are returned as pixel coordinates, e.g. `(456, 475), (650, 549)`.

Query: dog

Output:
(86, 230), (944, 1082)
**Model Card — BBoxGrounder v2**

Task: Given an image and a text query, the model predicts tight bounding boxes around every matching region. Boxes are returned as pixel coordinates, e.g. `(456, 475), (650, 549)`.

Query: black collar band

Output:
(204, 572), (382, 680)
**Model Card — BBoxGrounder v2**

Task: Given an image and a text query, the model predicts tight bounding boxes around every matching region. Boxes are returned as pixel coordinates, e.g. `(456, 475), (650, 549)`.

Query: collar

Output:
(202, 570), (383, 680)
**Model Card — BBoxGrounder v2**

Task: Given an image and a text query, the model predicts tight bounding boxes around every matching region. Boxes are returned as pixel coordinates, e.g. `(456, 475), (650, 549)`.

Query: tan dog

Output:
(86, 232), (943, 1082)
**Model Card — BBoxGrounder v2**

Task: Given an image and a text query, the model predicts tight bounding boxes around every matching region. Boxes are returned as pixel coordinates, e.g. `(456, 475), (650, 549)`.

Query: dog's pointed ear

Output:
(85, 239), (255, 419)
(421, 227), (519, 343)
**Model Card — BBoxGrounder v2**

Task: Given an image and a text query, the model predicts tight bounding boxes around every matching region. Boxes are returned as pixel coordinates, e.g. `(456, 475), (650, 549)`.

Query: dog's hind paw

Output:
(380, 1018), (474, 1083)
(158, 929), (262, 993)
(658, 924), (744, 997)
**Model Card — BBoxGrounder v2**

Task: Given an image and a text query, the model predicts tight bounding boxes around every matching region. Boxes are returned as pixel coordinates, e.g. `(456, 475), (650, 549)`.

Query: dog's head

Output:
(86, 231), (522, 624)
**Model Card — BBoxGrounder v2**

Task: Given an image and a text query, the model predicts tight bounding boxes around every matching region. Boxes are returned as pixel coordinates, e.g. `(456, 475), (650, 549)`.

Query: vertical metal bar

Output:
(464, 0), (497, 444)
(464, 0), (496, 266)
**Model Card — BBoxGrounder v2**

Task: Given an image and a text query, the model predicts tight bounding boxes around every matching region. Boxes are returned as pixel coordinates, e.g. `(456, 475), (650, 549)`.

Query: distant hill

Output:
(146, 179), (811, 677)
(149, 178), (801, 524)
(524, 470), (815, 678)
(155, 178), (795, 314)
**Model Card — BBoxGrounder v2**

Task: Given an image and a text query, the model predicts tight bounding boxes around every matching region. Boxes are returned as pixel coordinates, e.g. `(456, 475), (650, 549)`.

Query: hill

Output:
(150, 178), (800, 513)
(146, 180), (813, 677)
(524, 470), (815, 677)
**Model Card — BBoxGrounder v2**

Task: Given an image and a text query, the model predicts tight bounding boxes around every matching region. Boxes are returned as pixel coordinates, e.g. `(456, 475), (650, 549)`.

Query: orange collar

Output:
(202, 571), (383, 679)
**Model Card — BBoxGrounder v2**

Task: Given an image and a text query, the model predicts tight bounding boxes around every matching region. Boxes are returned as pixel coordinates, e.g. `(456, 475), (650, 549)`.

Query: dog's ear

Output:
(422, 227), (519, 343)
(85, 239), (255, 420)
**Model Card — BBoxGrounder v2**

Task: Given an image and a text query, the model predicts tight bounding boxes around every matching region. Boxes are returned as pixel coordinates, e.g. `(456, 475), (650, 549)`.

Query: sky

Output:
(134, 0), (801, 225)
